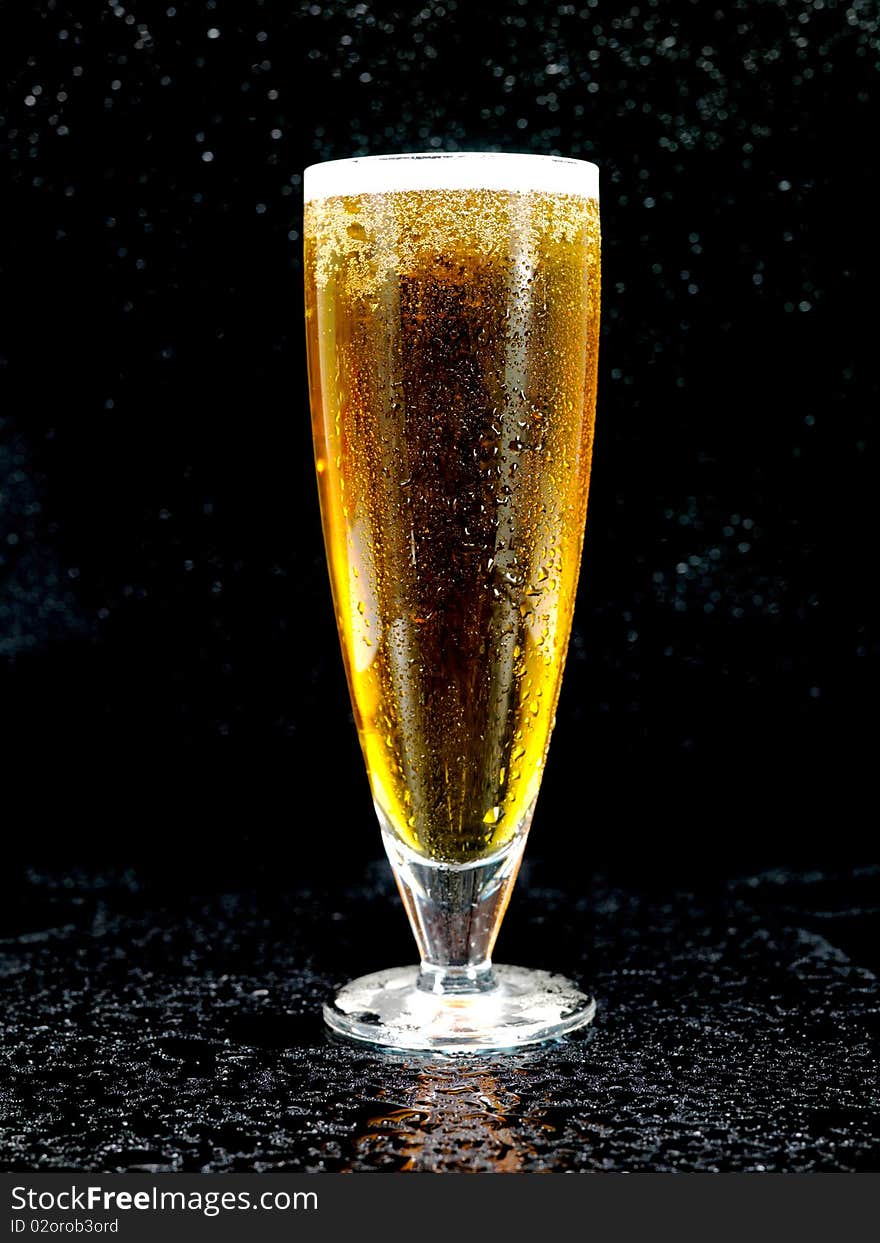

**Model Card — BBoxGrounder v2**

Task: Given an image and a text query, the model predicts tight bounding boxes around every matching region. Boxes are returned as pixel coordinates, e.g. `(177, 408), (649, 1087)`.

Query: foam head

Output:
(303, 151), (600, 202)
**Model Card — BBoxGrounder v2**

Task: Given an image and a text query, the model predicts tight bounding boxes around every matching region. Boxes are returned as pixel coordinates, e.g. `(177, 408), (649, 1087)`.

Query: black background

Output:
(2, 0), (876, 882)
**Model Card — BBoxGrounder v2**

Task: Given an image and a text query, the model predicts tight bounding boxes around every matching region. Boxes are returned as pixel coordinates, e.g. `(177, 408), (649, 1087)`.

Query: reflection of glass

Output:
(350, 1059), (538, 1173)
(304, 153), (601, 1051)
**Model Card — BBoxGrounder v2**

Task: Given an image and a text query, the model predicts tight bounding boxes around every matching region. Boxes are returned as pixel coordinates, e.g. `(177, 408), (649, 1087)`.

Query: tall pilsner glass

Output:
(304, 152), (601, 1051)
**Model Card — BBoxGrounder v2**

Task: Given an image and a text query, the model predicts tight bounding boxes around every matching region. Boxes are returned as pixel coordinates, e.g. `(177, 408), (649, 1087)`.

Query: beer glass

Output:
(304, 152), (600, 1051)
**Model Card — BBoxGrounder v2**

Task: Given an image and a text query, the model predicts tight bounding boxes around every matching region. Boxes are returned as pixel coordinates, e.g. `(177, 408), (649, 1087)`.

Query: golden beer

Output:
(305, 169), (600, 865)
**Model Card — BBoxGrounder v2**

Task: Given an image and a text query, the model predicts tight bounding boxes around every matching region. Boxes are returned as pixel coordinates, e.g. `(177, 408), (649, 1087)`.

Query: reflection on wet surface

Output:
(347, 1055), (562, 1173)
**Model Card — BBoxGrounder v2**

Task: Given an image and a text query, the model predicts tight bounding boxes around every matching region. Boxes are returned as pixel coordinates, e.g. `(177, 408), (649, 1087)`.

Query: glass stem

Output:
(379, 817), (531, 999)
(417, 959), (496, 996)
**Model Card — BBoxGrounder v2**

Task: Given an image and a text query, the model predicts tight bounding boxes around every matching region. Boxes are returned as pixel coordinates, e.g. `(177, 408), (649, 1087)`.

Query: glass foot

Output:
(324, 965), (596, 1053)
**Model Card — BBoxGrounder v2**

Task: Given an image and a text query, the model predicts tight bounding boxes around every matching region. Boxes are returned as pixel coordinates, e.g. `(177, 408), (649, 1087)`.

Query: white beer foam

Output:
(303, 152), (599, 202)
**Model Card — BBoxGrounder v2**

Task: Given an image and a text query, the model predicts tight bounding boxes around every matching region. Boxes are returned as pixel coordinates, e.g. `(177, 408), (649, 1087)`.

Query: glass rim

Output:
(303, 151), (599, 202)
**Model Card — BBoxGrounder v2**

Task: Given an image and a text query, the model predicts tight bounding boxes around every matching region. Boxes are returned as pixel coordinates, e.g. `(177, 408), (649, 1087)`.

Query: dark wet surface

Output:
(1, 864), (877, 1173)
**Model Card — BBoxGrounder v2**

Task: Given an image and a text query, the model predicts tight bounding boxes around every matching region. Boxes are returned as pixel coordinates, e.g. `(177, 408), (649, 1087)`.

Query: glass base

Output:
(324, 964), (596, 1053)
